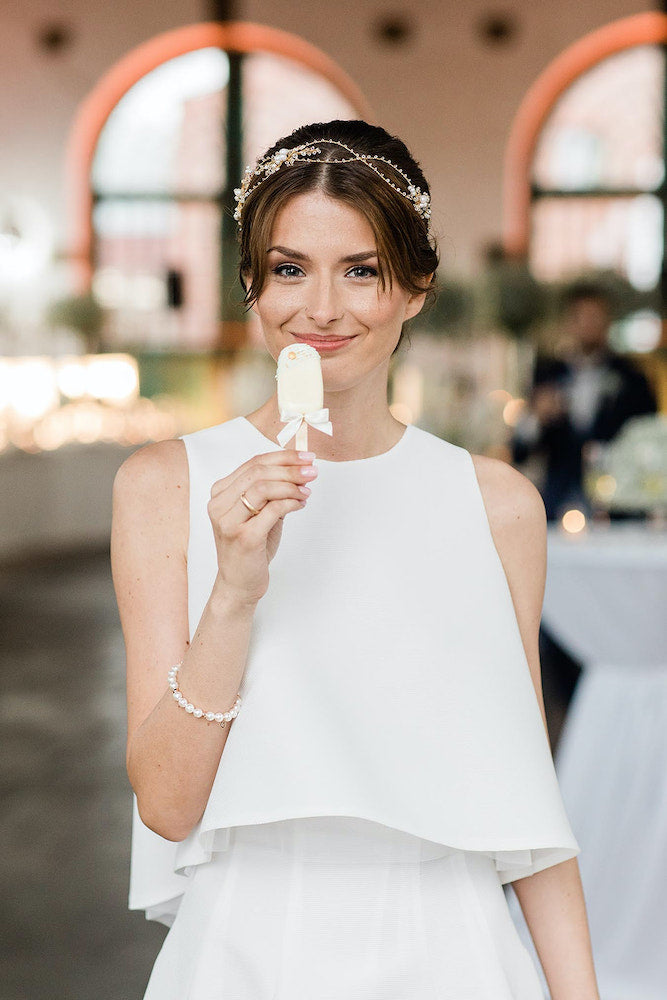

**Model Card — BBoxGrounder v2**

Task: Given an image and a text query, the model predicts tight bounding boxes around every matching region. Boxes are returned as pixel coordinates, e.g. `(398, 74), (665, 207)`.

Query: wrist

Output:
(209, 576), (259, 617)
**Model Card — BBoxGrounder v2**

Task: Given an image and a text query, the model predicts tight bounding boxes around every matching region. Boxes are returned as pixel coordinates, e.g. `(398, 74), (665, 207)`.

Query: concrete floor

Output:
(0, 549), (574, 1000)
(0, 551), (166, 1000)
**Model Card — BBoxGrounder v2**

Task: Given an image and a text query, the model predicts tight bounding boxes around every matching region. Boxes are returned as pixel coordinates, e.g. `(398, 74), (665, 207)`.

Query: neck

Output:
(571, 344), (607, 366)
(249, 363), (406, 460)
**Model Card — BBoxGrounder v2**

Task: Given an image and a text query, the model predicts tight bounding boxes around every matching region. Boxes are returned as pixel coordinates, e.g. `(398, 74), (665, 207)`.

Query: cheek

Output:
(255, 285), (299, 325)
(354, 291), (408, 330)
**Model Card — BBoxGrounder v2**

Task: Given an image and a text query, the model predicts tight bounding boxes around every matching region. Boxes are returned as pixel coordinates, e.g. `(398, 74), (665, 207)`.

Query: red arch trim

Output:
(503, 12), (667, 256)
(65, 21), (372, 286)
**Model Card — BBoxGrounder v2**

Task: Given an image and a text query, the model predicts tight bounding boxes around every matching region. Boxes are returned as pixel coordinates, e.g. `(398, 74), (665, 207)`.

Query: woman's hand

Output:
(208, 448), (318, 604)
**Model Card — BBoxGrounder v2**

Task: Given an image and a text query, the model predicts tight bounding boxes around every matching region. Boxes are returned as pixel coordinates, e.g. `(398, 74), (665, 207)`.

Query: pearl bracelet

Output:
(168, 662), (242, 729)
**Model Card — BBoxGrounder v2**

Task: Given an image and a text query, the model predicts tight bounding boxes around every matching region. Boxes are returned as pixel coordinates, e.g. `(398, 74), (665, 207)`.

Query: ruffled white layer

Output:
(130, 801), (577, 927)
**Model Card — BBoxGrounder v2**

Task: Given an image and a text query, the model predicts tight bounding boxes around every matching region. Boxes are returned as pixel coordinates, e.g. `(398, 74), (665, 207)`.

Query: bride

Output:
(112, 119), (599, 999)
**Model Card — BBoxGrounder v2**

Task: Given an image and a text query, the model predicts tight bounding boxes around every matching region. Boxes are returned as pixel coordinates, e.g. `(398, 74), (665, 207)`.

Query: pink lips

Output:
(291, 334), (357, 352)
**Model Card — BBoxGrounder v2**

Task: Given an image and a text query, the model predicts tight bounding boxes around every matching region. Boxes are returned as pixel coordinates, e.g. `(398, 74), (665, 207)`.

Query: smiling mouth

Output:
(290, 333), (356, 342)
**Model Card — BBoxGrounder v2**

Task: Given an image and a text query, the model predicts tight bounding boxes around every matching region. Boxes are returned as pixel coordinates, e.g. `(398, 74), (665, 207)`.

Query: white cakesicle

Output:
(275, 344), (333, 451)
(276, 343), (324, 414)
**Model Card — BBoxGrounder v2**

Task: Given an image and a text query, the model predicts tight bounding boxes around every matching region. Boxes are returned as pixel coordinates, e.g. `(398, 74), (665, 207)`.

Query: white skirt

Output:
(143, 816), (544, 1000)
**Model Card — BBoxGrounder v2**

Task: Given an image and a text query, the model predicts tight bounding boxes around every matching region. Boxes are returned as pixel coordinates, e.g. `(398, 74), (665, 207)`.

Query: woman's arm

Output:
(111, 439), (314, 842)
(471, 454), (600, 1000)
(111, 440), (257, 841)
(512, 858), (598, 1000)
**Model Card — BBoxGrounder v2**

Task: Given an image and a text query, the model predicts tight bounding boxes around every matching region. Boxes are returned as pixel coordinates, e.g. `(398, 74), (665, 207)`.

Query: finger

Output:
(212, 461), (318, 518)
(223, 479), (311, 530)
(242, 496), (307, 541)
(210, 448), (314, 499)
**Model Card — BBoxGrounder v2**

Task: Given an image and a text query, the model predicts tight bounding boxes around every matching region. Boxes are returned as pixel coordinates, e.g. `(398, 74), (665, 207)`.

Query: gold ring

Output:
(240, 491), (261, 517)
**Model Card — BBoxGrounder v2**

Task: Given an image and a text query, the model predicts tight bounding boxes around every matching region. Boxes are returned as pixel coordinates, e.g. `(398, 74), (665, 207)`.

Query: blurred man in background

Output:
(511, 281), (658, 522)
(510, 282), (658, 745)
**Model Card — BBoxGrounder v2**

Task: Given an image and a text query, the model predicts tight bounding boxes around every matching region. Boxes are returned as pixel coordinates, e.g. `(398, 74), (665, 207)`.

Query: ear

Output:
(403, 274), (434, 322)
(240, 270), (259, 315)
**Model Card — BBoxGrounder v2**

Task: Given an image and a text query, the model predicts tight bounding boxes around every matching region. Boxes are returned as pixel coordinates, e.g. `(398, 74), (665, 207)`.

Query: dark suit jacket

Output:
(511, 350), (658, 520)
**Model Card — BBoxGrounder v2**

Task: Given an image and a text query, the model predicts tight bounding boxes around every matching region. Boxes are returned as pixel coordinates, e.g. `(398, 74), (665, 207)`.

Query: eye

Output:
(273, 263), (304, 278)
(347, 265), (378, 279)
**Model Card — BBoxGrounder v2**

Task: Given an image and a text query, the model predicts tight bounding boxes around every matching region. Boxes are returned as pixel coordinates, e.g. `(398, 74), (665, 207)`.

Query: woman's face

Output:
(252, 191), (427, 392)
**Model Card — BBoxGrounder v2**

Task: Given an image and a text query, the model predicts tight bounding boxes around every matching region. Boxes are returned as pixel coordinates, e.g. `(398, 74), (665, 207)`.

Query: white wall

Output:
(1, 0), (202, 252)
(0, 0), (654, 309)
(244, 0), (653, 271)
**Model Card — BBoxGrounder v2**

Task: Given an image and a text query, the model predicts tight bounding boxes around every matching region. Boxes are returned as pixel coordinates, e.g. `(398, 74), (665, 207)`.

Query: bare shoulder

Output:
(113, 438), (187, 498)
(469, 452), (547, 634)
(470, 455), (551, 734)
(469, 452), (546, 552)
(112, 439), (189, 552)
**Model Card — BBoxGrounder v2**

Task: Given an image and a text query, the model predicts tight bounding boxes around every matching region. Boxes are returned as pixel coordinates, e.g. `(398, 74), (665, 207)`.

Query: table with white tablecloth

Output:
(509, 523), (667, 1000)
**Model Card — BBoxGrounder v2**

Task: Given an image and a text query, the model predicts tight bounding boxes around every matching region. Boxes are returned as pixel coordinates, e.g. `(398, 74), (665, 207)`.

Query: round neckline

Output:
(239, 415), (412, 465)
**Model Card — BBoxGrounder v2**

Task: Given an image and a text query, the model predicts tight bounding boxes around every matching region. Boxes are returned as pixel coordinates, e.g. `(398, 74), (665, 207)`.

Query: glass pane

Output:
(92, 198), (221, 349)
(532, 46), (664, 191)
(530, 194), (663, 289)
(90, 47), (362, 352)
(92, 48), (229, 196)
(242, 52), (358, 166)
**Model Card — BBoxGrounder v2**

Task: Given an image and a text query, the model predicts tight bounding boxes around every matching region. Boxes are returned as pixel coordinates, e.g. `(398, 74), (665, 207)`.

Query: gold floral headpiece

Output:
(233, 139), (431, 231)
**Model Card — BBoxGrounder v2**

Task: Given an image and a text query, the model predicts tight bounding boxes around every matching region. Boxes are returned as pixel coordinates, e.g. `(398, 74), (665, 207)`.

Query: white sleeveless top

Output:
(129, 416), (579, 925)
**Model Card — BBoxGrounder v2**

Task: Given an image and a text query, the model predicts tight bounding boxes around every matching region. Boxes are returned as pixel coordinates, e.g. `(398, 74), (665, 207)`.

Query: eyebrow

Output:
(267, 245), (378, 264)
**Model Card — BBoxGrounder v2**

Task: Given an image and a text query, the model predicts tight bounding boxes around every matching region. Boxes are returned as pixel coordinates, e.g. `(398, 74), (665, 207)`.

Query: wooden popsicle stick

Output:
(295, 418), (308, 452)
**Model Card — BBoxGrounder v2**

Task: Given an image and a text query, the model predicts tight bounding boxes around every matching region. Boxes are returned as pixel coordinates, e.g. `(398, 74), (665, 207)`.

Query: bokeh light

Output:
(561, 508), (587, 533)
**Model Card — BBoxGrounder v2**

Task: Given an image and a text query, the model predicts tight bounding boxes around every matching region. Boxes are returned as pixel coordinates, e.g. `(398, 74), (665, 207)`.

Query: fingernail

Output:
(301, 466), (318, 478)
(298, 485), (311, 495)
(298, 451), (315, 461)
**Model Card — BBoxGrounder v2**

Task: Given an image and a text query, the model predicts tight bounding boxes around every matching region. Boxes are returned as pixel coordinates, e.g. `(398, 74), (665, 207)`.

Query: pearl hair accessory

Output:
(169, 662), (242, 729)
(233, 138), (432, 230)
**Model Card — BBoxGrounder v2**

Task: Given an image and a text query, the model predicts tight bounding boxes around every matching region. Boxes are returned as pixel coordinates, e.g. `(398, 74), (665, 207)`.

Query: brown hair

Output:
(237, 120), (439, 354)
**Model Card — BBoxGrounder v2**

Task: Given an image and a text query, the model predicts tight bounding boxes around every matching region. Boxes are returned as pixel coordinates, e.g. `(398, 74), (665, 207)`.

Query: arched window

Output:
(503, 12), (667, 353)
(66, 22), (369, 351)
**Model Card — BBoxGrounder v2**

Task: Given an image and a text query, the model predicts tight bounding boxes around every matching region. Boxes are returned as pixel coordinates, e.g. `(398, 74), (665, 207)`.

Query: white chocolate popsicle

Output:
(276, 343), (324, 414)
(276, 343), (332, 451)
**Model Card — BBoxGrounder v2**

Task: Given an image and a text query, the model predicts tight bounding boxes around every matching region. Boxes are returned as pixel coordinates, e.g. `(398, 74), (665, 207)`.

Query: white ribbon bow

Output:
(277, 407), (333, 448)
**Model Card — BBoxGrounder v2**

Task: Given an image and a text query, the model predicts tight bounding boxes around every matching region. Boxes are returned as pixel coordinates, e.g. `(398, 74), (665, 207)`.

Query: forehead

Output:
(270, 191), (377, 252)
(569, 296), (609, 313)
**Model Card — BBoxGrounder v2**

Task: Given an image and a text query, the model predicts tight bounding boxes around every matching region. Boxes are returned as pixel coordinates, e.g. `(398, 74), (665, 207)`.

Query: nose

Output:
(304, 275), (344, 327)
